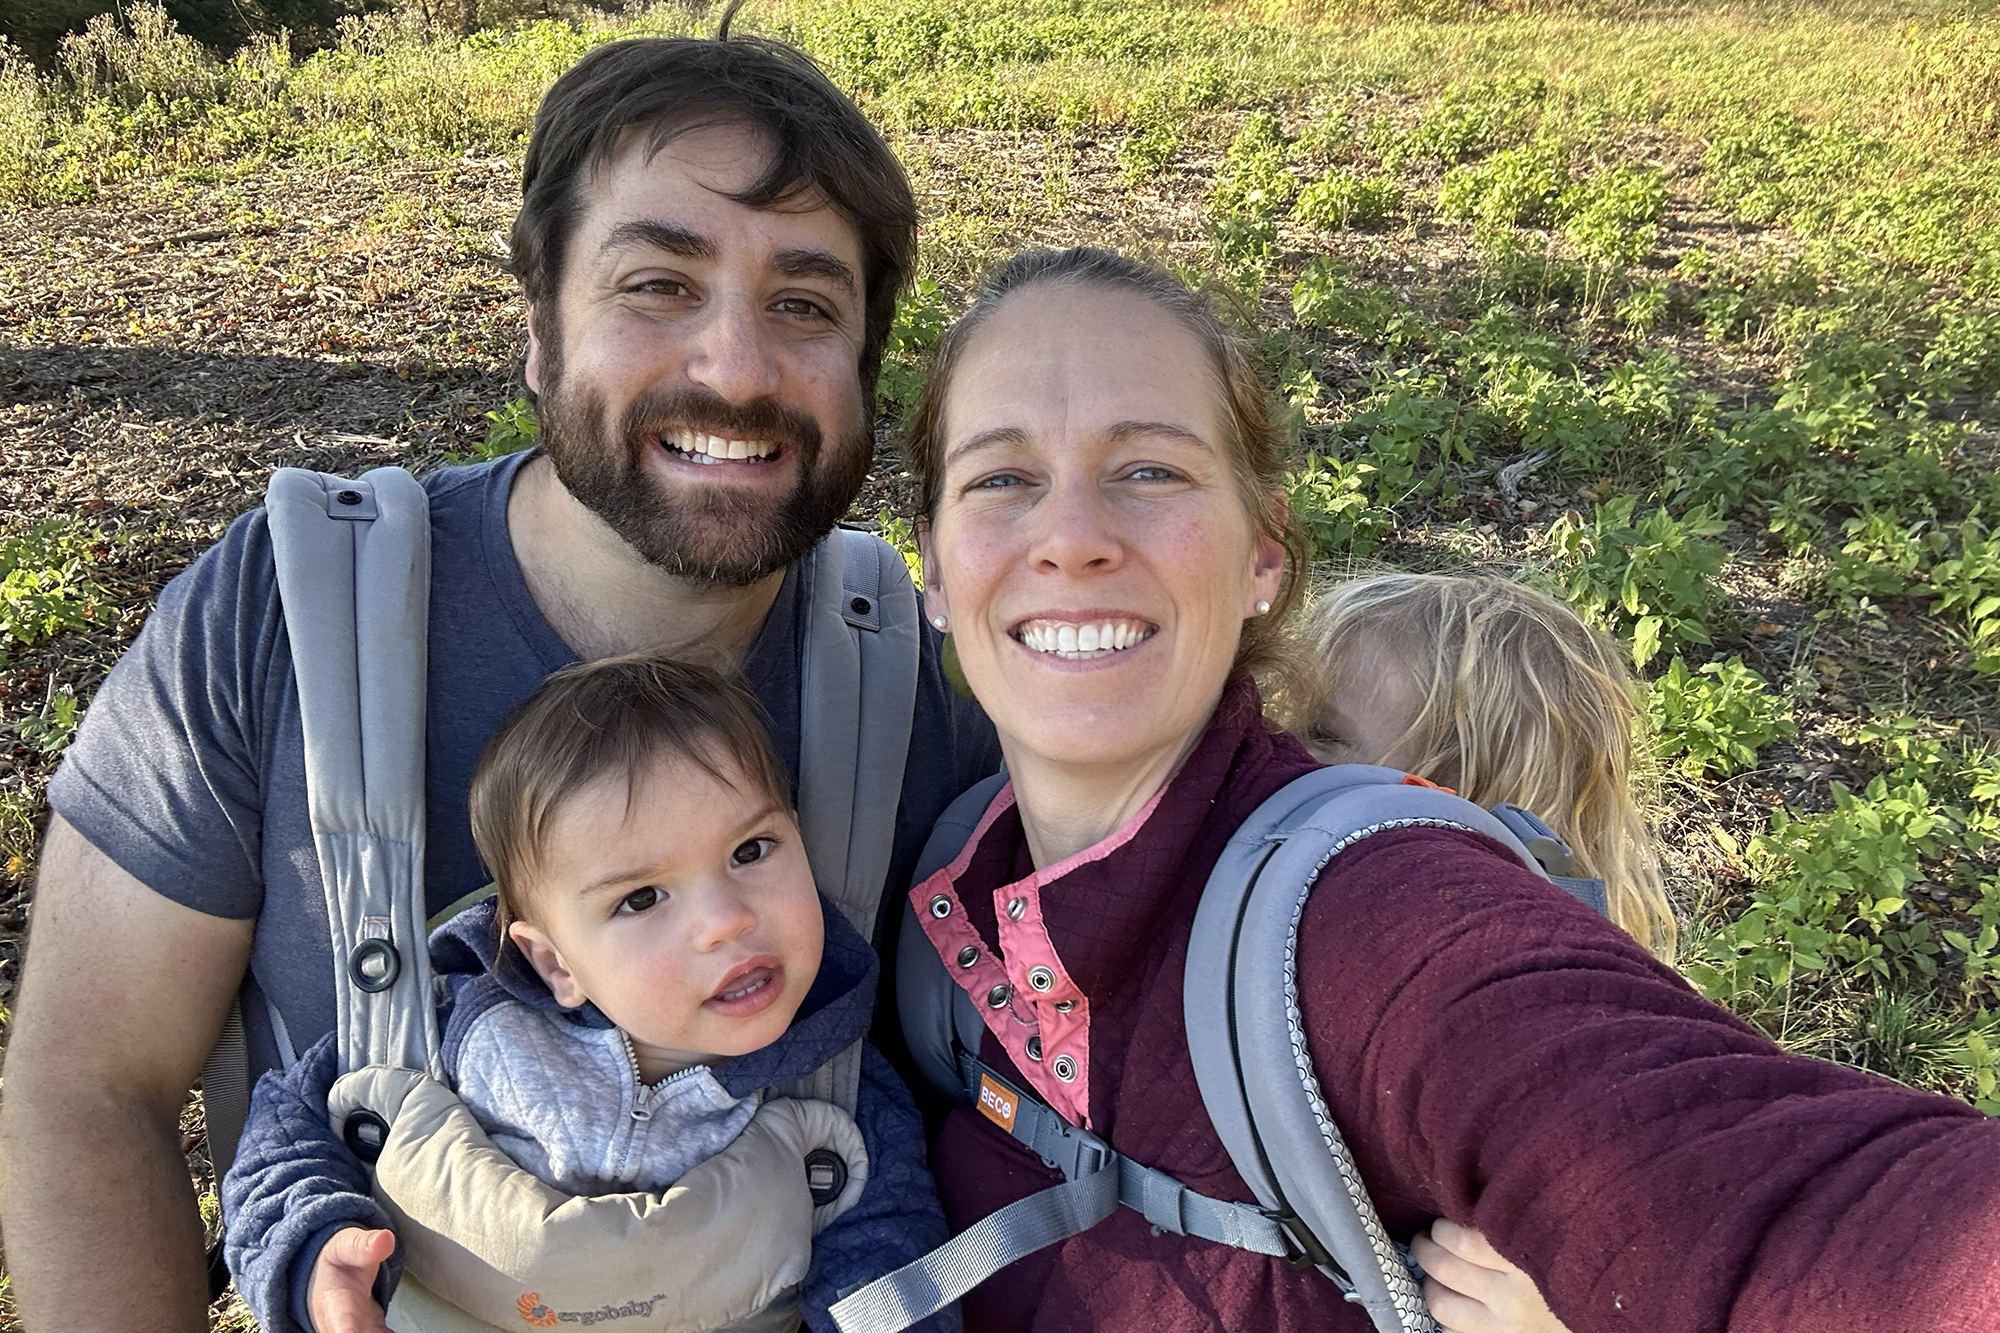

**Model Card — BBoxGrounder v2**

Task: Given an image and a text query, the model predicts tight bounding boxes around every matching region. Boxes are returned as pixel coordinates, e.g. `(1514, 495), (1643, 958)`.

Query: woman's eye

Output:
(1128, 464), (1178, 481)
(618, 886), (664, 914)
(967, 472), (1025, 491)
(731, 837), (777, 866)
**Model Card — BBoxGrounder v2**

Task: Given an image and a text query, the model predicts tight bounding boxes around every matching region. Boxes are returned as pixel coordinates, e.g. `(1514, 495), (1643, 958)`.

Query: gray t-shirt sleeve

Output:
(49, 509), (283, 920)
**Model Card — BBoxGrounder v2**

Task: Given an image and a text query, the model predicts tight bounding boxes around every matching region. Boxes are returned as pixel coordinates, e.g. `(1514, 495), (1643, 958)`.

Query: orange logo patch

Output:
(517, 1293), (559, 1327)
(1400, 773), (1455, 794)
(977, 1073), (1018, 1132)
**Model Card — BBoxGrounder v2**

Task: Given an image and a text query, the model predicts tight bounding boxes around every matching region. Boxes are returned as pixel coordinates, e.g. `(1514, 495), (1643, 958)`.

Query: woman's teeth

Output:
(1017, 620), (1153, 659)
(664, 430), (776, 464)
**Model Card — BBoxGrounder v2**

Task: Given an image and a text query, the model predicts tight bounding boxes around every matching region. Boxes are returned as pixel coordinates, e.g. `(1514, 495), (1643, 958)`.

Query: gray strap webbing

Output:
(784, 528), (920, 1115)
(199, 1002), (250, 1179)
(829, 1062), (1287, 1332)
(267, 467), (437, 1078)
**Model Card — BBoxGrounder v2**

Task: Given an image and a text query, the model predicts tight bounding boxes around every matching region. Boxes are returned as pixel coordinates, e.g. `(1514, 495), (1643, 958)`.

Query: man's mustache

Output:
(618, 387), (823, 454)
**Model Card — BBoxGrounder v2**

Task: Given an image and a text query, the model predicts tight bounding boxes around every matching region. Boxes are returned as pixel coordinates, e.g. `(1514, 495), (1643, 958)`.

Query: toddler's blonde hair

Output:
(1292, 572), (1675, 960)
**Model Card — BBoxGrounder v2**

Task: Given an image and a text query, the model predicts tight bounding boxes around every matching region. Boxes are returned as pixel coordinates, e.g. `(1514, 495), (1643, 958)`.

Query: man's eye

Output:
(731, 837), (777, 866)
(618, 887), (664, 914)
(631, 278), (689, 297)
(773, 297), (830, 319)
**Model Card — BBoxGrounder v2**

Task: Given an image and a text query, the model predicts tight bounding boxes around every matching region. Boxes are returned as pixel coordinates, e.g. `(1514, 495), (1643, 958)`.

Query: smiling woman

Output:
(891, 248), (2000, 1333)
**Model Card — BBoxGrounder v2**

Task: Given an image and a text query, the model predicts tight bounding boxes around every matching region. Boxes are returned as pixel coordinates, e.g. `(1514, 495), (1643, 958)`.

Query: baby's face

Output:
(508, 752), (824, 1082)
(1304, 641), (1424, 770)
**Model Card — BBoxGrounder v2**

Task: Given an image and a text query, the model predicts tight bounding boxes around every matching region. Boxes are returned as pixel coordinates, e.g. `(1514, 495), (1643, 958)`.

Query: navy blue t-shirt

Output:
(50, 450), (1001, 1078)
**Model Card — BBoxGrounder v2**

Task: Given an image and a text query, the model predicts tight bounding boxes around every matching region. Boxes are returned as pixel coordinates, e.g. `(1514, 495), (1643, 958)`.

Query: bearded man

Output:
(0, 34), (1000, 1332)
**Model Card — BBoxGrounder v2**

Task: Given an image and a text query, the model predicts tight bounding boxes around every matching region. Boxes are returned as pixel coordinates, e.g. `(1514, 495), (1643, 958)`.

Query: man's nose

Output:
(685, 293), (783, 404)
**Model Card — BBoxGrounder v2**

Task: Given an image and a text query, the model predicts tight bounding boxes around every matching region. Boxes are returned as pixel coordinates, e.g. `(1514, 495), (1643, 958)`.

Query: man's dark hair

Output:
(512, 34), (917, 404)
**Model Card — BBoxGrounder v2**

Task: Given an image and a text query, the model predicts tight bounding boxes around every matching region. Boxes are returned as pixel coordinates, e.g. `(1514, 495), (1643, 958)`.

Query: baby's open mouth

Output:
(1013, 618), (1156, 661)
(658, 429), (780, 466)
(712, 966), (776, 1003)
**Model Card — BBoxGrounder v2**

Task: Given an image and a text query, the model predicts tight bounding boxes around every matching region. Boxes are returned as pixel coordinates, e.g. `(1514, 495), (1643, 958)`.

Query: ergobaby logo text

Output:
(977, 1073), (1017, 1131)
(517, 1292), (670, 1326)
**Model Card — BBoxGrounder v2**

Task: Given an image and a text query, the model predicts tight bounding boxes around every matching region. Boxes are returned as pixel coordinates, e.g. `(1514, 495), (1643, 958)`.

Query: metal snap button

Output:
(343, 1108), (389, 1163)
(348, 939), (399, 993)
(1052, 1054), (1078, 1082)
(1054, 999), (1077, 1013)
(957, 945), (979, 968)
(335, 489), (364, 506)
(1006, 897), (1027, 922)
(929, 895), (952, 919)
(805, 1148), (849, 1206)
(850, 596), (872, 616)
(1026, 1034), (1043, 1062)
(1027, 965), (1055, 992)
(986, 983), (1013, 1009)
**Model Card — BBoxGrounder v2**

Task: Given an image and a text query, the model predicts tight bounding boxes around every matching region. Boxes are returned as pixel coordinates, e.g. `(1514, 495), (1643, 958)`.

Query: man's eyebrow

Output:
(598, 220), (713, 260)
(773, 247), (857, 295)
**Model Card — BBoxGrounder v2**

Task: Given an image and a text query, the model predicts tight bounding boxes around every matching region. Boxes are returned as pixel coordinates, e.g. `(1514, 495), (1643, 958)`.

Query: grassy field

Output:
(2, 0), (1999, 1324)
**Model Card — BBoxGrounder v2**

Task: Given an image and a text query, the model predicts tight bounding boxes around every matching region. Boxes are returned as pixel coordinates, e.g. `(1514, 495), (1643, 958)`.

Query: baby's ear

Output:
(507, 920), (588, 1009)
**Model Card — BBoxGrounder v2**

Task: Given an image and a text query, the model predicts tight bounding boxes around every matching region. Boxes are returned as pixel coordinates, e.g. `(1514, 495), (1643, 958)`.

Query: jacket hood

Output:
(430, 892), (879, 1098)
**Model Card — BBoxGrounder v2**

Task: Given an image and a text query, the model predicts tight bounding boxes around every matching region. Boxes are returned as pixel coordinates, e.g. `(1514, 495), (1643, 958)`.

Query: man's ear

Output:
(523, 305), (546, 396)
(916, 516), (948, 627)
(507, 920), (587, 1008)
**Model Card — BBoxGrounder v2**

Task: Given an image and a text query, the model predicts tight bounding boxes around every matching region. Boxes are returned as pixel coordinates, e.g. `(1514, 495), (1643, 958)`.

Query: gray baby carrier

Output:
(828, 768), (1607, 1333)
(202, 465), (923, 1331)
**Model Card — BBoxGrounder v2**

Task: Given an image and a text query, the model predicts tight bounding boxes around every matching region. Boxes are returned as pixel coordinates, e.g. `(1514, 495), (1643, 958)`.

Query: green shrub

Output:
(0, 520), (111, 659)
(1211, 110), (1296, 220)
(1543, 496), (1726, 668)
(1291, 258), (1420, 348)
(1929, 520), (2000, 676)
(1437, 135), (1570, 228)
(1649, 656), (1795, 779)
(1292, 169), (1401, 231)
(875, 279), (954, 417)
(1285, 453), (1396, 560)
(1117, 123), (1180, 187)
(1394, 74), (1546, 167)
(1561, 163), (1668, 265)
(1824, 511), (1949, 604)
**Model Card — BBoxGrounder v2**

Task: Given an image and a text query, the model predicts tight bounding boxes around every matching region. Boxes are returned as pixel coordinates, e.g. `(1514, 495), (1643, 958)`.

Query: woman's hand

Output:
(1412, 1218), (1572, 1333)
(306, 1226), (396, 1333)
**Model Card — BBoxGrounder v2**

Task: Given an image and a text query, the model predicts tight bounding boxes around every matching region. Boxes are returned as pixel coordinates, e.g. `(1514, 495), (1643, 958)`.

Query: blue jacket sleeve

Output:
(799, 1045), (960, 1333)
(221, 1032), (402, 1333)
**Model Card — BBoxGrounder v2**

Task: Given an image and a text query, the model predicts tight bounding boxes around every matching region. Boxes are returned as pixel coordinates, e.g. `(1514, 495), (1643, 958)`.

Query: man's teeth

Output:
(665, 430), (776, 464)
(1017, 621), (1152, 659)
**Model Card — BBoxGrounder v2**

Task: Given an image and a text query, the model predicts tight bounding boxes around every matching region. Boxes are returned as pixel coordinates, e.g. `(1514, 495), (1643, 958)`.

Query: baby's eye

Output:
(618, 886), (664, 914)
(731, 837), (777, 867)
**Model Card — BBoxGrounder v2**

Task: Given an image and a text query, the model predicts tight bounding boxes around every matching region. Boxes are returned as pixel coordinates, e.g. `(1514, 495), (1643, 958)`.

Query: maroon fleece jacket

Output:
(927, 678), (2000, 1332)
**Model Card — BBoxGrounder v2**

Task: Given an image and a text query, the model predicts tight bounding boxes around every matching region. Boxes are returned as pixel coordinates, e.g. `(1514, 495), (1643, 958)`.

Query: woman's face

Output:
(921, 284), (1285, 777)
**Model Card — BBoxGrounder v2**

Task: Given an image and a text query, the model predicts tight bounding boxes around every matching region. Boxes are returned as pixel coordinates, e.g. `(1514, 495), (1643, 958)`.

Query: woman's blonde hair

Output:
(1292, 572), (1676, 960)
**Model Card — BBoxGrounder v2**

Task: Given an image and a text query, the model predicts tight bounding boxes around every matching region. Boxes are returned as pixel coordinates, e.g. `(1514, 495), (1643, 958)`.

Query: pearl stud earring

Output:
(1254, 600), (1272, 615)
(931, 615), (950, 631)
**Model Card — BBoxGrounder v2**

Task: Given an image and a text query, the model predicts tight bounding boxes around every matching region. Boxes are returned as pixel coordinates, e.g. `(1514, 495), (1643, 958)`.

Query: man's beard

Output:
(536, 367), (873, 588)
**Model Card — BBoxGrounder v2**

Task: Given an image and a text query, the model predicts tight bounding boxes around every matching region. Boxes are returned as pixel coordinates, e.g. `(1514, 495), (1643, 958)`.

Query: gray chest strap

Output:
(828, 1058), (1293, 1333)
(267, 466), (438, 1078)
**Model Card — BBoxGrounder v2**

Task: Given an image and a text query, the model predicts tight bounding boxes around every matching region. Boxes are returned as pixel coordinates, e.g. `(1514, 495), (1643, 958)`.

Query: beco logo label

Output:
(517, 1292), (671, 1326)
(977, 1073), (1017, 1131)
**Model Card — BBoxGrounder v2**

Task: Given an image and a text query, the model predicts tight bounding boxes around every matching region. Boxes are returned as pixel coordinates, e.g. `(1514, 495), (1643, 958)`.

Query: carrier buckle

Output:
(1266, 1205), (1337, 1273)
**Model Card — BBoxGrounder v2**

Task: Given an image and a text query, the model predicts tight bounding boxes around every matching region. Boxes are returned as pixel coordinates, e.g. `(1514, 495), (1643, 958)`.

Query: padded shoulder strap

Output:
(786, 528), (921, 1114)
(1184, 766), (1551, 1333)
(897, 773), (1009, 1101)
(266, 467), (437, 1077)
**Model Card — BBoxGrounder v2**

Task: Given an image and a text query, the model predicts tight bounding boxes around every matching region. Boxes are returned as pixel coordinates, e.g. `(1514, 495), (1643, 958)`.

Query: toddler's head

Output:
(1292, 572), (1675, 960)
(470, 653), (823, 1081)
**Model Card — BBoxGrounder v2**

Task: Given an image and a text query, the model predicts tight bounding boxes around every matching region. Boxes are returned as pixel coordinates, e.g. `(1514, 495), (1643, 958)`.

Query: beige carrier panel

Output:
(332, 1069), (867, 1333)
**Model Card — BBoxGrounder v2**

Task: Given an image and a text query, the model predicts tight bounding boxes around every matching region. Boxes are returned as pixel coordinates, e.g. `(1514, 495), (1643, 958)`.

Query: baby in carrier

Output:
(1292, 571), (1676, 1333)
(223, 652), (955, 1333)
